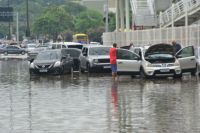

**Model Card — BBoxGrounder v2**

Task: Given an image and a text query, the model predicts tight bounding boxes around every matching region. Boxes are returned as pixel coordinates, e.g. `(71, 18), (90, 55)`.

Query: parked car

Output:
(140, 44), (182, 78)
(61, 48), (81, 71)
(26, 43), (37, 53)
(117, 48), (141, 76)
(0, 45), (26, 55)
(29, 49), (73, 75)
(195, 47), (200, 74)
(27, 44), (51, 62)
(118, 44), (197, 78)
(79, 45), (111, 72)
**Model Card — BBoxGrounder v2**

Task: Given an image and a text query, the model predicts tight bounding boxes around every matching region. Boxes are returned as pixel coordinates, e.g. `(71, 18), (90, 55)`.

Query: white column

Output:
(115, 0), (119, 31)
(125, 0), (130, 31)
(185, 0), (189, 44)
(16, 12), (19, 45)
(171, 4), (175, 40)
(119, 0), (124, 31)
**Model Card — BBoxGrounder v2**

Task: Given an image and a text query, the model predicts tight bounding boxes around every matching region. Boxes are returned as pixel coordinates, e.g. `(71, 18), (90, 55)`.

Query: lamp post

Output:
(26, 0), (30, 37)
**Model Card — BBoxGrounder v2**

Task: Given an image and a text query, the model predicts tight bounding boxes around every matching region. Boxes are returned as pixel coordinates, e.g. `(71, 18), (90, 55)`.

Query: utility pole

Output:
(26, 0), (30, 37)
(7, 0), (11, 40)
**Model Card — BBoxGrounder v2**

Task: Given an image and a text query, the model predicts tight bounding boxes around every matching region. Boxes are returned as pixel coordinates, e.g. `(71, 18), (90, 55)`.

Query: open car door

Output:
(175, 46), (197, 74)
(117, 49), (141, 75)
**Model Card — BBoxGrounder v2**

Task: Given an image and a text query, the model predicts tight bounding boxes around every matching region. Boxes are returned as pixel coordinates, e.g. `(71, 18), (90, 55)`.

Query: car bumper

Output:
(144, 66), (181, 77)
(90, 63), (111, 71)
(30, 66), (67, 74)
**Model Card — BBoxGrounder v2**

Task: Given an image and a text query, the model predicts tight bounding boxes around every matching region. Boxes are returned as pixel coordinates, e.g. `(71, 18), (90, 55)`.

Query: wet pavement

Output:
(0, 59), (200, 133)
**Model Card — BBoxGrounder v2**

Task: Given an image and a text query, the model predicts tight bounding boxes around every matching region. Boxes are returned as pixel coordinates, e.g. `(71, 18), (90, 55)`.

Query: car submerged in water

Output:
(117, 43), (197, 78)
(29, 49), (73, 75)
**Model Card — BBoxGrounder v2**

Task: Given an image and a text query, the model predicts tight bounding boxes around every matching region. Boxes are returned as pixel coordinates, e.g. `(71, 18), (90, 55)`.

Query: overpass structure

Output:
(115, 0), (200, 30)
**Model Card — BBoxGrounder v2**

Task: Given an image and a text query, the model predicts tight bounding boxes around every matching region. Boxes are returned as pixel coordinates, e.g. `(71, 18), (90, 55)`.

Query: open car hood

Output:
(144, 43), (174, 57)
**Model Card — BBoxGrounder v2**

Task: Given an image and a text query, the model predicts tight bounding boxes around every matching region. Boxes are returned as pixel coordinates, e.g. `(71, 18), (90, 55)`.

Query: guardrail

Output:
(160, 0), (200, 27)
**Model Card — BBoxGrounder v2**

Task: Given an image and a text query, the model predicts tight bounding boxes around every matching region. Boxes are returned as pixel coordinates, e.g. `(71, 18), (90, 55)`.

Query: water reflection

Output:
(0, 60), (200, 132)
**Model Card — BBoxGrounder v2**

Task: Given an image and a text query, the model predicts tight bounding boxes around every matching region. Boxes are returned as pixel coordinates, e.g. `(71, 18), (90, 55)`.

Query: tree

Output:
(87, 27), (105, 43)
(74, 10), (104, 33)
(32, 6), (74, 41)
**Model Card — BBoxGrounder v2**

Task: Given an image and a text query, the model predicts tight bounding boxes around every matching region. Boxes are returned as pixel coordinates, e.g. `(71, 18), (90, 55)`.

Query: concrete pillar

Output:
(119, 0), (124, 32)
(125, 0), (130, 31)
(171, 4), (175, 40)
(185, 1), (189, 44)
(116, 0), (119, 31)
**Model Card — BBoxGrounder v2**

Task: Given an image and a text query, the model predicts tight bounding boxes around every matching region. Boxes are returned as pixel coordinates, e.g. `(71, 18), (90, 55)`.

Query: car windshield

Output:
(89, 47), (110, 56)
(145, 53), (174, 59)
(67, 45), (83, 50)
(36, 51), (60, 60)
(63, 50), (80, 58)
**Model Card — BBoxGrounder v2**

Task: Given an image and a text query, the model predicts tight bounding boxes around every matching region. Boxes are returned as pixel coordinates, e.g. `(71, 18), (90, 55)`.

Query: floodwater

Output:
(0, 59), (200, 133)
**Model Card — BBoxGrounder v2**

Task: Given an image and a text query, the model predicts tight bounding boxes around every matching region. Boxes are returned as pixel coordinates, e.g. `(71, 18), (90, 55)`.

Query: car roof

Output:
(83, 45), (111, 48)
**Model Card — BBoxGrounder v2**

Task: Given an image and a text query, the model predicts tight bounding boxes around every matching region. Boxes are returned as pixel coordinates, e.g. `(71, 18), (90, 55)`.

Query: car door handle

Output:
(118, 62), (123, 64)
(190, 59), (195, 61)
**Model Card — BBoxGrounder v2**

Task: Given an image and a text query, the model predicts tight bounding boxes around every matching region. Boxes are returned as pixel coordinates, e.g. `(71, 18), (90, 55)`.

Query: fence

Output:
(103, 25), (200, 47)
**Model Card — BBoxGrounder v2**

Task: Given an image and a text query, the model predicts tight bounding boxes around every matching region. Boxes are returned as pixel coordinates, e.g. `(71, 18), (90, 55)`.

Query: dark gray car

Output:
(0, 45), (26, 55)
(29, 49), (73, 75)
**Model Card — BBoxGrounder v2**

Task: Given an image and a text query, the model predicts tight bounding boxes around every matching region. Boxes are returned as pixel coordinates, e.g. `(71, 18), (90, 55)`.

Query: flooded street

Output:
(1, 59), (200, 133)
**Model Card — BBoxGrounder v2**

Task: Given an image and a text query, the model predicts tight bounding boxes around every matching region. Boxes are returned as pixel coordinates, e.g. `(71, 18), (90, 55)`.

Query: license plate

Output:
(39, 69), (48, 72)
(104, 66), (111, 69)
(160, 69), (170, 72)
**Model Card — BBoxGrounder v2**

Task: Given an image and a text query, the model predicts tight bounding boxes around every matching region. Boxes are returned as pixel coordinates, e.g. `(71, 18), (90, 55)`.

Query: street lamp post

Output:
(26, 0), (30, 37)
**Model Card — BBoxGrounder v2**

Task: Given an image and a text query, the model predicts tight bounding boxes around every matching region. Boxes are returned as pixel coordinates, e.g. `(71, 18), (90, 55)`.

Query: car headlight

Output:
(93, 59), (98, 63)
(54, 61), (61, 67)
(146, 61), (153, 67)
(30, 63), (34, 68)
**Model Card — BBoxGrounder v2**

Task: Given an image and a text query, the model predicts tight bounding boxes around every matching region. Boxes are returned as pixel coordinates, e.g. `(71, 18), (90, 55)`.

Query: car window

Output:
(89, 47), (110, 55)
(177, 46), (194, 58)
(82, 47), (88, 56)
(36, 51), (61, 60)
(68, 45), (83, 50)
(117, 49), (139, 60)
(62, 45), (66, 48)
(62, 49), (81, 58)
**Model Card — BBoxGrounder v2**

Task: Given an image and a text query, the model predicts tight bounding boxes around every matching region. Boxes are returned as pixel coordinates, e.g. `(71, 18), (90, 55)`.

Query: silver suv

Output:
(79, 45), (111, 73)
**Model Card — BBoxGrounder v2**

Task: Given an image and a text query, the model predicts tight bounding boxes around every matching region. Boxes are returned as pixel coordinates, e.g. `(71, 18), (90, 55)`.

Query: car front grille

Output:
(98, 59), (110, 63)
(36, 64), (52, 69)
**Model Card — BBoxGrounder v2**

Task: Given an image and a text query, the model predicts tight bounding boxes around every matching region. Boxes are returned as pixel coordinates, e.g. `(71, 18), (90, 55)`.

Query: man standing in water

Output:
(110, 43), (118, 80)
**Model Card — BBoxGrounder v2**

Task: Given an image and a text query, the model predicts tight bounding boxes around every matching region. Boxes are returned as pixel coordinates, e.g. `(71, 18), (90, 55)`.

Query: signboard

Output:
(0, 7), (13, 22)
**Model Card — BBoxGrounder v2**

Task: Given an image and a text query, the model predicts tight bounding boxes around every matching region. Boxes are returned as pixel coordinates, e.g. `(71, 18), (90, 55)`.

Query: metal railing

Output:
(160, 0), (200, 27)
(103, 25), (200, 48)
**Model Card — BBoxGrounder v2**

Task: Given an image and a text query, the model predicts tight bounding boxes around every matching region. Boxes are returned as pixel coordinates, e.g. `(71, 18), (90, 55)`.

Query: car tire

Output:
(174, 73), (182, 78)
(191, 65), (197, 76)
(140, 68), (146, 78)
(59, 66), (64, 75)
(21, 51), (25, 55)
(69, 67), (73, 74)
(4, 51), (8, 55)
(86, 63), (92, 73)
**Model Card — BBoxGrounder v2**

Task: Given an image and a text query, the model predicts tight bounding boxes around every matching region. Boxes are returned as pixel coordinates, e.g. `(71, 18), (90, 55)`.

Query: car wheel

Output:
(21, 51), (25, 55)
(140, 68), (146, 78)
(191, 65), (197, 76)
(86, 63), (92, 73)
(4, 51), (8, 55)
(173, 73), (182, 78)
(59, 66), (64, 75)
(69, 67), (73, 74)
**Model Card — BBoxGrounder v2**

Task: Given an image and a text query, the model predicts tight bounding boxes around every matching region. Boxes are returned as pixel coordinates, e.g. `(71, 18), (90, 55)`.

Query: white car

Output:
(79, 45), (111, 73)
(118, 43), (197, 78)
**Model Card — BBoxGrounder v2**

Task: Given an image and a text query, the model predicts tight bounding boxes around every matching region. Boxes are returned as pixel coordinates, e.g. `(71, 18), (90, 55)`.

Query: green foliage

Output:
(87, 27), (105, 43)
(32, 6), (73, 40)
(75, 10), (104, 33)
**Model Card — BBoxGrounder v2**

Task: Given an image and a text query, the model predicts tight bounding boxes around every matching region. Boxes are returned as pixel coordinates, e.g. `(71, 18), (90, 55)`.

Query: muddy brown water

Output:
(0, 59), (200, 133)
